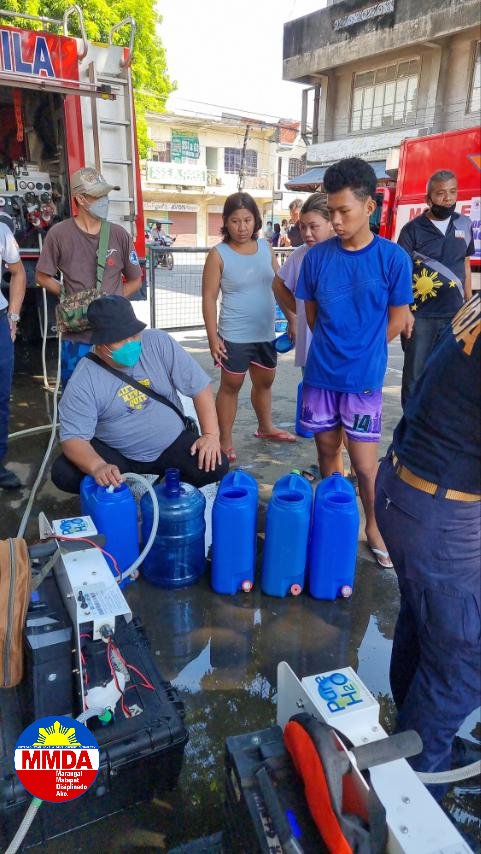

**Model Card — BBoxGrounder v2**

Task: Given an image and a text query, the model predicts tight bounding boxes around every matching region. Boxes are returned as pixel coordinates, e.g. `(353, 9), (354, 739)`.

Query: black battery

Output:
(19, 574), (74, 721)
(0, 612), (188, 849)
(224, 725), (327, 854)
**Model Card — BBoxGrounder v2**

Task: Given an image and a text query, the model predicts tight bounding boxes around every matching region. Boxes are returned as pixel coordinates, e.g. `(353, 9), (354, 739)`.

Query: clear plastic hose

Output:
(120, 472), (159, 582)
(417, 760), (481, 785)
(16, 334), (61, 538)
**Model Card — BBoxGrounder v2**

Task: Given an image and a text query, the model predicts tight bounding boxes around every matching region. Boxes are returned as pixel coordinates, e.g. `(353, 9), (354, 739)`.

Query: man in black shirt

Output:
(375, 294), (480, 800)
(286, 198), (303, 247)
(397, 169), (474, 406)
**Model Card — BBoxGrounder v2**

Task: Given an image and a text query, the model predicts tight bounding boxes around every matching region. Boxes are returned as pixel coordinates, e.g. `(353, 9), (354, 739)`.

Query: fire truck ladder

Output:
(87, 18), (138, 241)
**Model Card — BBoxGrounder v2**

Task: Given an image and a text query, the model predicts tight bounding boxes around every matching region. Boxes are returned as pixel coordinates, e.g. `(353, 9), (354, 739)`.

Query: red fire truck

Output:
(0, 7), (146, 335)
(375, 126), (481, 288)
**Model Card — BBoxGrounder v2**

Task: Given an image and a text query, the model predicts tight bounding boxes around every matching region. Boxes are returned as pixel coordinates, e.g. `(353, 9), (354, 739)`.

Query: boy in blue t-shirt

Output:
(296, 158), (413, 567)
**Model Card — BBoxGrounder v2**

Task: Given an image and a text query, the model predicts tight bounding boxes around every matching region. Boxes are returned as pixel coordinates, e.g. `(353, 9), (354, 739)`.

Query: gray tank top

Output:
(215, 238), (275, 343)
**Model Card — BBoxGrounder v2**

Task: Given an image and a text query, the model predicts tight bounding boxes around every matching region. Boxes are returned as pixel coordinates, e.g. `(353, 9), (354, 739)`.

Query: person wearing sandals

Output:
(296, 159), (413, 569)
(202, 192), (295, 462)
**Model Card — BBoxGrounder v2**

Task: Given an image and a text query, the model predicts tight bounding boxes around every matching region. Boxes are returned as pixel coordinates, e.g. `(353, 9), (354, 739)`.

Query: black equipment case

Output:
(0, 575), (188, 849)
(224, 725), (327, 853)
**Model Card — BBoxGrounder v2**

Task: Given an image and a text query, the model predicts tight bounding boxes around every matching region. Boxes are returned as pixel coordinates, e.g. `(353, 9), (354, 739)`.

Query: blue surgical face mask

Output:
(88, 195), (109, 220)
(108, 339), (142, 367)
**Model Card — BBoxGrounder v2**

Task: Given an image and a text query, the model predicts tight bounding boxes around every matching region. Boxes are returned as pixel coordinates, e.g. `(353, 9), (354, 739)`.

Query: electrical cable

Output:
(48, 535), (122, 582)
(106, 640), (130, 718)
(16, 331), (61, 539)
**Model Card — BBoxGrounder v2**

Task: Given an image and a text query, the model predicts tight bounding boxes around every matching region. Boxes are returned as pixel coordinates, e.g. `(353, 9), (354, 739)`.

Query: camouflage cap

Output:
(70, 167), (120, 198)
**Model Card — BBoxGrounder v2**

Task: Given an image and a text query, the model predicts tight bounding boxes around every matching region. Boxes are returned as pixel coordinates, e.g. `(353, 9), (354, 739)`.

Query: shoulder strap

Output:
(95, 221), (111, 292)
(85, 352), (187, 425)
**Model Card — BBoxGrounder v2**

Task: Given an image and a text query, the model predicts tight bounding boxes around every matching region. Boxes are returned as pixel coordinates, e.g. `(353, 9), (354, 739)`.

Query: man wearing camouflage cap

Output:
(36, 166), (141, 386)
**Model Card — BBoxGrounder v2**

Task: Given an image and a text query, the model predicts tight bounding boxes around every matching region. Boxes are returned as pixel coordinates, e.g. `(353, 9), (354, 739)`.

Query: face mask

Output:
(108, 340), (142, 367)
(88, 195), (109, 220)
(429, 202), (456, 220)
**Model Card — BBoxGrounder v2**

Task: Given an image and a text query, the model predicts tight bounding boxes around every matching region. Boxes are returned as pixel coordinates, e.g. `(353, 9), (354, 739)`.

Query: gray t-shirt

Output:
(59, 330), (210, 461)
(215, 238), (275, 343)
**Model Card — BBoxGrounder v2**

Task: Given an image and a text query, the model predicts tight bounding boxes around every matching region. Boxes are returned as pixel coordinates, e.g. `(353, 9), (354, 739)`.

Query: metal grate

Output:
(148, 245), (294, 331)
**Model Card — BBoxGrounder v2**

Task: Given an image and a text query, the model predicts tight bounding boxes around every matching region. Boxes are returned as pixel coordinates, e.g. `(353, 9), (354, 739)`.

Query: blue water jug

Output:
(296, 382), (314, 438)
(261, 473), (312, 597)
(80, 476), (139, 588)
(308, 472), (359, 600)
(211, 470), (258, 594)
(140, 468), (206, 588)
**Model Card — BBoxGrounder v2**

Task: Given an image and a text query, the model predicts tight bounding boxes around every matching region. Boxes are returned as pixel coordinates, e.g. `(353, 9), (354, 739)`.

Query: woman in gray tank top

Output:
(202, 192), (296, 461)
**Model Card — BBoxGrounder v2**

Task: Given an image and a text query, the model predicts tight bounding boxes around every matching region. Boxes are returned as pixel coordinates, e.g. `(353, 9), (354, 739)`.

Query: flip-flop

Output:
(222, 447), (237, 462)
(254, 430), (296, 443)
(368, 545), (394, 569)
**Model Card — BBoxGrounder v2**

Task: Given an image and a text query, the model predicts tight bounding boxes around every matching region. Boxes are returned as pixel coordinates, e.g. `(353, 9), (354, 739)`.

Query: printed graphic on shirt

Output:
(451, 295), (481, 356)
(411, 255), (457, 311)
(129, 249), (139, 265)
(117, 378), (151, 411)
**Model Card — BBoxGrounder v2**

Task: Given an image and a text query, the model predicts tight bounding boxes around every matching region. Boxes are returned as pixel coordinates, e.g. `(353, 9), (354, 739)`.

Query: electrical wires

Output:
(45, 535), (122, 582)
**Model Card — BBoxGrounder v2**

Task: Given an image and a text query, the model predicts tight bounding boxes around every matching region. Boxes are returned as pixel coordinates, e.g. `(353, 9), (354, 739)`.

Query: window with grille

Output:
(224, 147), (258, 175)
(351, 59), (420, 132)
(151, 142), (171, 162)
(288, 155), (307, 179)
(468, 42), (481, 114)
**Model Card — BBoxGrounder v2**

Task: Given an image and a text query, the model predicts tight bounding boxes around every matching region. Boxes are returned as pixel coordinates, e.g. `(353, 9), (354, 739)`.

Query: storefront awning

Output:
(285, 160), (388, 191)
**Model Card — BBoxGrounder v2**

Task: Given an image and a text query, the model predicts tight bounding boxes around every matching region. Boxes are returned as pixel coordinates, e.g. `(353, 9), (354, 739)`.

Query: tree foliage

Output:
(0, 0), (174, 156)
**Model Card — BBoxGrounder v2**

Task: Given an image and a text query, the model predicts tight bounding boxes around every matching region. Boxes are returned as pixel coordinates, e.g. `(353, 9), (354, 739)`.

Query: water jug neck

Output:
(165, 467), (181, 496)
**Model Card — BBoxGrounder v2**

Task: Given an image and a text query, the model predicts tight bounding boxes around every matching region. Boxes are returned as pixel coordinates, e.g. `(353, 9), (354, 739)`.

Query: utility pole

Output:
(237, 124), (250, 191)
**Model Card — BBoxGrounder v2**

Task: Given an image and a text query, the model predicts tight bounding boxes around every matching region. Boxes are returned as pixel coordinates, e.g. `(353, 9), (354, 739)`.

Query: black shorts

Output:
(221, 340), (277, 374)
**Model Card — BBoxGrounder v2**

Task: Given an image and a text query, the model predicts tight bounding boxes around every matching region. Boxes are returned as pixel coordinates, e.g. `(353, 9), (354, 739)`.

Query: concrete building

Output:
(282, 0), (480, 182)
(142, 109), (307, 245)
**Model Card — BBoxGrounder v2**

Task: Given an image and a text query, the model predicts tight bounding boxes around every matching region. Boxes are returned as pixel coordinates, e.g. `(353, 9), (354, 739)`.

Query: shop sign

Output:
(144, 201), (199, 212)
(146, 161), (206, 186)
(333, 0), (394, 31)
(171, 130), (200, 161)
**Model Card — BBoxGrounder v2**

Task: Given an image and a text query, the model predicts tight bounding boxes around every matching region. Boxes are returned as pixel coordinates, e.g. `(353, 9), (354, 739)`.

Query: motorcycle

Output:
(150, 234), (176, 270)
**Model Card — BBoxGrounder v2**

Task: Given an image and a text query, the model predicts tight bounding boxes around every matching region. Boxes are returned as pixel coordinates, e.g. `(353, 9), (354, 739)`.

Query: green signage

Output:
(171, 130), (200, 161)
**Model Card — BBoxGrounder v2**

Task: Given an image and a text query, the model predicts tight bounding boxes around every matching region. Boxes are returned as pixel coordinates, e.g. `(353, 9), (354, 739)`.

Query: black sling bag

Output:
(85, 352), (200, 438)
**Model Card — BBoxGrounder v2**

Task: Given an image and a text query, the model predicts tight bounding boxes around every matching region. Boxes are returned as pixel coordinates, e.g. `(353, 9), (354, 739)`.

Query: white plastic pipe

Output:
(16, 335), (62, 538)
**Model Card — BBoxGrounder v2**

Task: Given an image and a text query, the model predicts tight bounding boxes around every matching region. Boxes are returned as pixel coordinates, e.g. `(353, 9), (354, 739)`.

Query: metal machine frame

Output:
(277, 662), (472, 854)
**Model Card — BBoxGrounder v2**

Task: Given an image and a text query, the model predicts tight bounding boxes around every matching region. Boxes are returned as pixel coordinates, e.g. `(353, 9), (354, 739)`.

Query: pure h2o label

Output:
(315, 672), (364, 714)
(14, 716), (99, 802)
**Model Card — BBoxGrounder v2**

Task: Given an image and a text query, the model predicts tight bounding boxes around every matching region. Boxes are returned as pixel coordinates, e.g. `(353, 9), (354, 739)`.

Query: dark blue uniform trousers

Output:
(0, 311), (14, 462)
(375, 456), (480, 799)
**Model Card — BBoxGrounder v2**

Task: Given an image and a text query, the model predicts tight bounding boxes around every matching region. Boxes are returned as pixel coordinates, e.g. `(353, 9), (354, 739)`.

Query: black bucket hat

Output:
(87, 295), (146, 345)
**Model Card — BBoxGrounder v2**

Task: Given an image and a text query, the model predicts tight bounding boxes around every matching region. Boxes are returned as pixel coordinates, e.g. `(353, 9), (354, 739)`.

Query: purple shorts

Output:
(300, 385), (382, 442)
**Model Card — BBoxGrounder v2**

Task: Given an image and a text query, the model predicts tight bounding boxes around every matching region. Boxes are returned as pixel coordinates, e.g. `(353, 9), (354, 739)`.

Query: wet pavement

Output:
(2, 330), (480, 852)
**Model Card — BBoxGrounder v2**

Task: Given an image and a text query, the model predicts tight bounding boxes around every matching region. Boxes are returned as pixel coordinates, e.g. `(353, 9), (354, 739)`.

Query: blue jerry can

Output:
(308, 472), (359, 600)
(211, 470), (258, 594)
(80, 475), (139, 588)
(261, 473), (312, 597)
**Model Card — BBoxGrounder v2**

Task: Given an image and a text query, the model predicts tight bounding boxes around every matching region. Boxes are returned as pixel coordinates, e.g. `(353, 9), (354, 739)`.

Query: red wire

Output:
(107, 640), (131, 718)
(126, 663), (154, 690)
(49, 535), (122, 582)
(109, 641), (154, 691)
